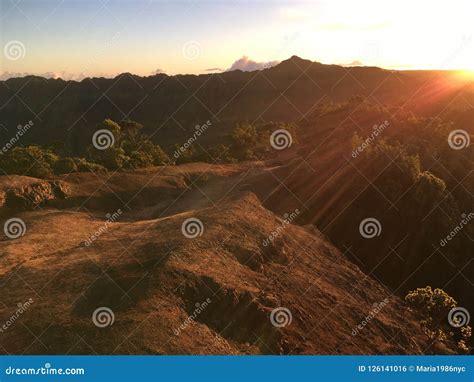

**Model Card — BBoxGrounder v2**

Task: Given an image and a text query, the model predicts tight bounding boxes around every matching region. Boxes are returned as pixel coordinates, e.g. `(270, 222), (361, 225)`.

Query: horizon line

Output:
(1, 55), (472, 82)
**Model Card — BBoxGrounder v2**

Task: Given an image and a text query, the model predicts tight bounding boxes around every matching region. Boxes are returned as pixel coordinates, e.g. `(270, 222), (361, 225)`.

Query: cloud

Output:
(0, 71), (88, 81)
(151, 68), (166, 75)
(0, 72), (29, 80)
(0, 71), (112, 81)
(341, 60), (364, 67)
(227, 56), (280, 72)
(41, 71), (88, 81)
(205, 67), (223, 72)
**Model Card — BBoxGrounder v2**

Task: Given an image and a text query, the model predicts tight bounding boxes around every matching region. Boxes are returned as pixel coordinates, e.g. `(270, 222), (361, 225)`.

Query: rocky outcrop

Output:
(0, 179), (70, 211)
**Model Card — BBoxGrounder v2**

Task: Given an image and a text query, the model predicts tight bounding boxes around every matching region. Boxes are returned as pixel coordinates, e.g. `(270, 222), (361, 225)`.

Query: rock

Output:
(6, 182), (55, 210)
(49, 180), (70, 199)
(0, 191), (6, 209)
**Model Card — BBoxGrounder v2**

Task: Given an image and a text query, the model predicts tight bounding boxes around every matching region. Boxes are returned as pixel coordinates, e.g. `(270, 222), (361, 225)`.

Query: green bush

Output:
(405, 286), (471, 352)
(140, 141), (170, 165)
(53, 157), (78, 174)
(74, 158), (107, 173)
(228, 121), (296, 161)
(0, 146), (55, 179)
(125, 151), (154, 169)
(87, 119), (170, 170)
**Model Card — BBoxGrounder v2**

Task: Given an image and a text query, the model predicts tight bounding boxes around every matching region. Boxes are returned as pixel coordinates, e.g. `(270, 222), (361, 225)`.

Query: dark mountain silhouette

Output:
(1, 56), (473, 154)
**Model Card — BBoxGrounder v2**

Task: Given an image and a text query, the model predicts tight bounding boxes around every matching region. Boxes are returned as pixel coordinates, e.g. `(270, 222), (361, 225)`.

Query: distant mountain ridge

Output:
(0, 56), (471, 153)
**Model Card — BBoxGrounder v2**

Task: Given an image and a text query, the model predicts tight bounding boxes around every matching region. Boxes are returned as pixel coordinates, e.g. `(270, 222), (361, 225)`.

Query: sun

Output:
(450, 69), (474, 83)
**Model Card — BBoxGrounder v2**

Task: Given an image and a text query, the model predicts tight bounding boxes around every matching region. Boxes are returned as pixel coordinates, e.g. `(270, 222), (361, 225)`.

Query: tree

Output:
(120, 119), (144, 144)
(87, 119), (170, 169)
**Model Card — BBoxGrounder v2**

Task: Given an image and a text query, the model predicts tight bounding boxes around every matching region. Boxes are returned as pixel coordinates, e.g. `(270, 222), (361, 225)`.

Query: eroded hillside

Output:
(0, 163), (455, 354)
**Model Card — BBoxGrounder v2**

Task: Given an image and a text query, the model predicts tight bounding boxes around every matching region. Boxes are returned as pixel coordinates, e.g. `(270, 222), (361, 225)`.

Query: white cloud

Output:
(227, 56), (279, 72)
(150, 68), (166, 75)
(0, 71), (114, 81)
(340, 60), (364, 67)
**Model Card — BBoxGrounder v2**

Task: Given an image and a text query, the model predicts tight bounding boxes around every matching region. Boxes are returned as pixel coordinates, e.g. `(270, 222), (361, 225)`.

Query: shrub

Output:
(229, 121), (297, 161)
(53, 157), (78, 174)
(0, 146), (55, 179)
(172, 143), (198, 164)
(405, 286), (471, 352)
(88, 119), (170, 169)
(206, 144), (234, 163)
(140, 141), (170, 165)
(125, 151), (154, 169)
(74, 158), (107, 173)
(413, 171), (446, 211)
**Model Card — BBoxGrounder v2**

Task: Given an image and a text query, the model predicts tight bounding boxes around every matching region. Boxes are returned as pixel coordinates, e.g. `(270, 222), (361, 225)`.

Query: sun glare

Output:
(452, 69), (474, 82)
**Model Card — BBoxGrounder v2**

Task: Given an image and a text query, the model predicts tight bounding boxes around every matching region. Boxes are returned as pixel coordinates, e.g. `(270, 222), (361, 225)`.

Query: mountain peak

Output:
(272, 55), (318, 71)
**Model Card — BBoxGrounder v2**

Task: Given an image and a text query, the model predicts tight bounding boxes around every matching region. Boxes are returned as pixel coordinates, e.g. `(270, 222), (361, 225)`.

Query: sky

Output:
(1, 0), (474, 80)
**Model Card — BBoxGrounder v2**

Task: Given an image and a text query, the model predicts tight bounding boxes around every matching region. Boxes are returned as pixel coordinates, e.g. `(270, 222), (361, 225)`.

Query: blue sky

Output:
(2, 0), (474, 79)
